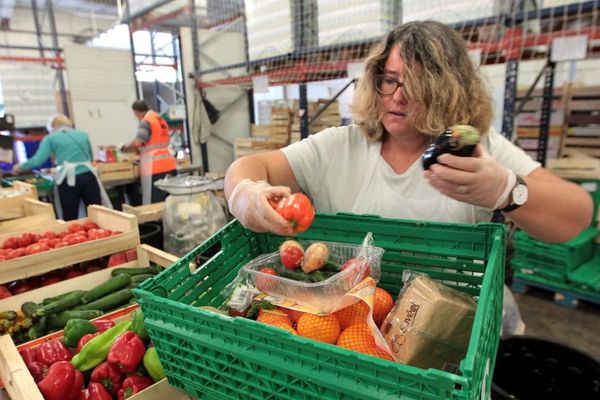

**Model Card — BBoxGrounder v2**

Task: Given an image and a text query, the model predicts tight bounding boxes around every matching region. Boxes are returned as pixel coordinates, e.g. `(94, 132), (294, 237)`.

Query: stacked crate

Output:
(512, 156), (600, 304)
(291, 99), (342, 143)
(560, 85), (600, 158)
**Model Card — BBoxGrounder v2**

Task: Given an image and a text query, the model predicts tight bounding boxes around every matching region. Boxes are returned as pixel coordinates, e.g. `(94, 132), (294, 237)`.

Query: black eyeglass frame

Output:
(374, 74), (405, 95)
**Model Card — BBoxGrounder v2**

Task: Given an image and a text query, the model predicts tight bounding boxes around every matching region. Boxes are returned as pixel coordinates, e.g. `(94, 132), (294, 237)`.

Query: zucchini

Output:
(81, 274), (131, 304)
(278, 269), (335, 283)
(130, 274), (154, 284)
(110, 265), (161, 277)
(27, 316), (47, 340)
(47, 310), (104, 329)
(0, 310), (18, 320)
(42, 290), (81, 306)
(35, 290), (86, 317)
(74, 289), (133, 312)
(21, 302), (39, 319)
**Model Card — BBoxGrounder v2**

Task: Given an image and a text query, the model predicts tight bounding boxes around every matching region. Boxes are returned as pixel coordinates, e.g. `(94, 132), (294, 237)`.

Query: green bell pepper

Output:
(130, 309), (149, 342)
(71, 320), (131, 371)
(63, 319), (97, 348)
(143, 347), (166, 382)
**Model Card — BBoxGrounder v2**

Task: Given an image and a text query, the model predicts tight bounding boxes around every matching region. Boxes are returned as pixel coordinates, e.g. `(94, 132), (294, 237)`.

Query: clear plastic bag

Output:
(155, 175), (227, 256)
(225, 233), (384, 314)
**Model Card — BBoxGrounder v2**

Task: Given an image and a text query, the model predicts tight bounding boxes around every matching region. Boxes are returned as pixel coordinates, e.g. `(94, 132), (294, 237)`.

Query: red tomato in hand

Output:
(275, 193), (315, 233)
(279, 240), (304, 269)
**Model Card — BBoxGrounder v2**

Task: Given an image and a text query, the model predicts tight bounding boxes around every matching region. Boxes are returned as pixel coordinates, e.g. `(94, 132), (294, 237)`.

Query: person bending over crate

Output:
(12, 114), (111, 220)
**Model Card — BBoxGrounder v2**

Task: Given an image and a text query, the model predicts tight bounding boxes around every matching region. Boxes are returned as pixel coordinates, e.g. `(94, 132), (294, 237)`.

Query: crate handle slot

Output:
(190, 239), (223, 274)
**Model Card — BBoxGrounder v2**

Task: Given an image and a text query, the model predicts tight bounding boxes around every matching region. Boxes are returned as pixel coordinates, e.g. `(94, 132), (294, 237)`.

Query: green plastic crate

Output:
(510, 257), (567, 282)
(514, 228), (597, 270)
(568, 257), (600, 291)
(134, 214), (506, 400)
(2, 174), (54, 193)
(571, 178), (600, 224)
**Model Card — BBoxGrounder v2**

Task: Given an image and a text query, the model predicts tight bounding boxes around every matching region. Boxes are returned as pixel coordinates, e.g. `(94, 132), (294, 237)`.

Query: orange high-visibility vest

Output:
(141, 111), (176, 175)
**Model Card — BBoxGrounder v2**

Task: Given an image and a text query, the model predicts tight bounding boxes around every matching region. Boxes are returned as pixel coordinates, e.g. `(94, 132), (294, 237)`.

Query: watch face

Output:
(513, 184), (528, 205)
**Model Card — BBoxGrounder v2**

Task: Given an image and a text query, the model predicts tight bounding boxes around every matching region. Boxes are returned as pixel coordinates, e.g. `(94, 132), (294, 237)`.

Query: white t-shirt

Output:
(281, 124), (541, 224)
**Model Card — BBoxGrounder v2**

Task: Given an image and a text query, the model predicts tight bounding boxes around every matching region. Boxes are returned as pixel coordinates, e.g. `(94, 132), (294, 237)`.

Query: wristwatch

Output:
(497, 175), (528, 213)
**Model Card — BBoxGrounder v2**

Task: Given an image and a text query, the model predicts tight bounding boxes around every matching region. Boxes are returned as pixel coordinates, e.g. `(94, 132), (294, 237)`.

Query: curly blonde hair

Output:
(352, 21), (492, 141)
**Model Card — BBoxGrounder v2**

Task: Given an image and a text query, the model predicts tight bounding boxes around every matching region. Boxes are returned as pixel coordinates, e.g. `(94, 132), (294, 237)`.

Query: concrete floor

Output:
(514, 288), (600, 360)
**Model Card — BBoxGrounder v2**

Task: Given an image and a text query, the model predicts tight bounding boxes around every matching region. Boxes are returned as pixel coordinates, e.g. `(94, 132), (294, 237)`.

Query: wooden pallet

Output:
(560, 84), (600, 158)
(512, 276), (600, 308)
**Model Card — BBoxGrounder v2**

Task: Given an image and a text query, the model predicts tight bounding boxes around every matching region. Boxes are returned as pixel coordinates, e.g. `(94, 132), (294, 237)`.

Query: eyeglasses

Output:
(374, 74), (405, 95)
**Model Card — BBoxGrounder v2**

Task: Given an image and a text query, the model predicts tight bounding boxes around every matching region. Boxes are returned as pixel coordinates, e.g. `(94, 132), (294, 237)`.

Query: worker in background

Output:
(12, 114), (111, 220)
(122, 100), (176, 204)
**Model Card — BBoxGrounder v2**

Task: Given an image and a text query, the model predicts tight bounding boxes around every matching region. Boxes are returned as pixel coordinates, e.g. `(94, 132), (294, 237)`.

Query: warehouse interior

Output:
(0, 1), (599, 400)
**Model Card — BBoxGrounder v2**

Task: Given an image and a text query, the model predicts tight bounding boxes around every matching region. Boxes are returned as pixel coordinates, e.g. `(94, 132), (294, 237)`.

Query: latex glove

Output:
(11, 164), (22, 175)
(228, 179), (295, 236)
(423, 144), (516, 210)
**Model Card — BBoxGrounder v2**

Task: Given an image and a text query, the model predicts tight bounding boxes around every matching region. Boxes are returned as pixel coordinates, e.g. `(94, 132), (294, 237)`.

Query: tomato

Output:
(279, 240), (304, 269)
(256, 267), (278, 293)
(340, 257), (371, 284)
(47, 238), (61, 248)
(25, 242), (49, 255)
(40, 274), (61, 287)
(68, 223), (84, 233)
(65, 269), (85, 279)
(42, 231), (57, 240)
(37, 238), (50, 245)
(55, 231), (67, 239)
(53, 241), (69, 248)
(17, 233), (36, 248)
(0, 285), (11, 299)
(10, 280), (33, 295)
(88, 229), (111, 240)
(83, 221), (99, 231)
(2, 237), (19, 250)
(275, 193), (315, 233)
(7, 248), (26, 259)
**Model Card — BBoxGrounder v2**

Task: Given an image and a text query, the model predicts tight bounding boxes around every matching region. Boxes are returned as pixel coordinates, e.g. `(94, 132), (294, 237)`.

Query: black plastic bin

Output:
(139, 222), (163, 250)
(492, 336), (600, 400)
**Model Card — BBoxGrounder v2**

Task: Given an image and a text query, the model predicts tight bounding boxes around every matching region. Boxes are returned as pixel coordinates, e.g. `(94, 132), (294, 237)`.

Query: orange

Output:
(336, 323), (375, 353)
(373, 287), (394, 327)
(257, 309), (292, 326)
(296, 313), (341, 344)
(269, 321), (298, 335)
(333, 301), (369, 330)
(364, 346), (395, 361)
(279, 307), (305, 326)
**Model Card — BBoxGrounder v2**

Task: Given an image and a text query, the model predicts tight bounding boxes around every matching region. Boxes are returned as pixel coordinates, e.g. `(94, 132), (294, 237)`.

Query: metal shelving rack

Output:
(124, 1), (600, 168)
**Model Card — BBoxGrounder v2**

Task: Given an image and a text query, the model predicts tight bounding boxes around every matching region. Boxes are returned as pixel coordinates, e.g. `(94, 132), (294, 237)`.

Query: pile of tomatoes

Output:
(0, 222), (121, 262)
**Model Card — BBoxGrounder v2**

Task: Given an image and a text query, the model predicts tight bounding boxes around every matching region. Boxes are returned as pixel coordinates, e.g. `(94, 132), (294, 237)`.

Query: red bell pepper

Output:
(19, 348), (36, 365)
(38, 361), (83, 400)
(92, 319), (115, 333)
(274, 193), (315, 233)
(90, 361), (124, 395)
(26, 360), (48, 383)
(117, 375), (154, 400)
(35, 339), (72, 365)
(76, 332), (102, 353)
(80, 382), (113, 400)
(106, 331), (145, 373)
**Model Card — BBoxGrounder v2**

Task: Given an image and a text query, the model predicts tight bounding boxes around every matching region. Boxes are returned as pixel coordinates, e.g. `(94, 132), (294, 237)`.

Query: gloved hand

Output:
(11, 164), (22, 175)
(423, 144), (516, 210)
(228, 179), (295, 236)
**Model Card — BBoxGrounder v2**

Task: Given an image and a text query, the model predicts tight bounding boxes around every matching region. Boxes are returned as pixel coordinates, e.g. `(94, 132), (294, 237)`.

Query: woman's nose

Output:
(392, 85), (407, 104)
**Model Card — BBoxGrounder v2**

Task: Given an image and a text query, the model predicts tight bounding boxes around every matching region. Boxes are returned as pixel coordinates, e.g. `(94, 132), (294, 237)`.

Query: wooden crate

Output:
(97, 161), (136, 183)
(560, 85), (600, 158)
(0, 198), (55, 232)
(0, 244), (176, 315)
(122, 202), (165, 223)
(0, 205), (140, 285)
(0, 182), (38, 221)
(547, 158), (600, 179)
(234, 137), (287, 159)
